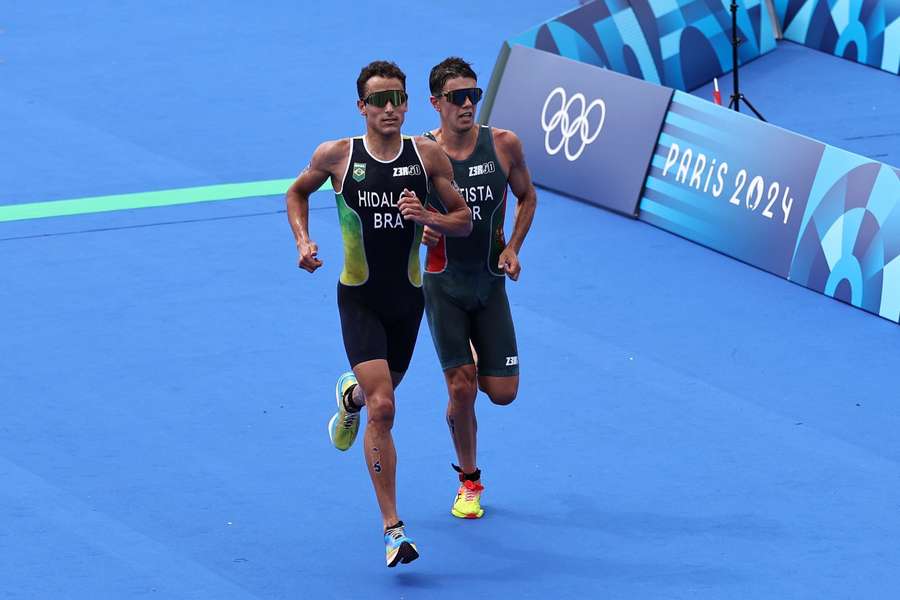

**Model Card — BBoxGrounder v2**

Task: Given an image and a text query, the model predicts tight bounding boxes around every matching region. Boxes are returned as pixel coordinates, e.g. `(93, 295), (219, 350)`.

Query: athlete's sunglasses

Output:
(439, 87), (483, 107)
(363, 89), (408, 108)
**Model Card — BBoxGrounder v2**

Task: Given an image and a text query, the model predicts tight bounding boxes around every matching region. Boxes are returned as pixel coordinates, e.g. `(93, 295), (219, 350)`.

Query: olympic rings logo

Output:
(540, 87), (606, 162)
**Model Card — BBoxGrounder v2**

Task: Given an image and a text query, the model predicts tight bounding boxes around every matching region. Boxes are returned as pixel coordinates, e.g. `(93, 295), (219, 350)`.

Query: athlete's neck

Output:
(363, 131), (403, 161)
(434, 125), (478, 161)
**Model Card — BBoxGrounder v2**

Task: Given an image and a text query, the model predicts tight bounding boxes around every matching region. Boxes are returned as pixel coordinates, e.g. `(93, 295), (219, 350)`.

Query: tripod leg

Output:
(728, 94), (739, 111)
(740, 95), (766, 122)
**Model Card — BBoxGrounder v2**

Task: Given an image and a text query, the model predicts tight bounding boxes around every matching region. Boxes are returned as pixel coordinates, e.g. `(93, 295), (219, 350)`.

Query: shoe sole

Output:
(328, 373), (357, 451)
(451, 508), (485, 519)
(327, 413), (350, 451)
(387, 541), (419, 568)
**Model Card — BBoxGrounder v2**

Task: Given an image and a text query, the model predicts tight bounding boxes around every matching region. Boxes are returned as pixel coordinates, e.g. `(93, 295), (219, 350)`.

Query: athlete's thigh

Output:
(470, 277), (518, 377)
(423, 274), (474, 370)
(384, 288), (425, 374)
(337, 283), (388, 367)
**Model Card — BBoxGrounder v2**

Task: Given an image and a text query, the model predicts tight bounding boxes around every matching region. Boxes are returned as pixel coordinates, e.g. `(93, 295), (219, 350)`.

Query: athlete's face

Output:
(432, 76), (478, 133)
(358, 76), (407, 136)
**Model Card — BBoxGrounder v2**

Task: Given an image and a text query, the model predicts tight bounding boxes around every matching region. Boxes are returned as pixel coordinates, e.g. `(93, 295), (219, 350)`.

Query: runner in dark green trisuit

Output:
(421, 57), (537, 519)
(286, 60), (471, 567)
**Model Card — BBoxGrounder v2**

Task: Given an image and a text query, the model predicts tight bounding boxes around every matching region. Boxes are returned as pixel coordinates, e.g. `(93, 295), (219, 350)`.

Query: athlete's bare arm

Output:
(397, 137), (472, 237)
(492, 128), (536, 280)
(286, 139), (350, 272)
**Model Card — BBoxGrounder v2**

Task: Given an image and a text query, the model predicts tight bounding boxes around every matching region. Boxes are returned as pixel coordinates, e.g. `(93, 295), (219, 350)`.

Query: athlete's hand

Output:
(421, 225), (441, 247)
(297, 239), (323, 273)
(498, 247), (521, 281)
(398, 188), (428, 225)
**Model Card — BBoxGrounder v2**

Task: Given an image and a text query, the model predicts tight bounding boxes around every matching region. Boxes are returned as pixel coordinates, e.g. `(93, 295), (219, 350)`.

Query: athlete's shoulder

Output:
(490, 127), (521, 150)
(310, 138), (353, 169)
(411, 133), (440, 150)
(313, 137), (353, 164)
(490, 127), (525, 164)
(411, 134), (448, 167)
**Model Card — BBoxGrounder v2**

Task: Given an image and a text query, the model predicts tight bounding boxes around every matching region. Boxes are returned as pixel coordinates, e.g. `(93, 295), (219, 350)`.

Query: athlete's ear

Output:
(357, 98), (367, 117)
(430, 96), (440, 112)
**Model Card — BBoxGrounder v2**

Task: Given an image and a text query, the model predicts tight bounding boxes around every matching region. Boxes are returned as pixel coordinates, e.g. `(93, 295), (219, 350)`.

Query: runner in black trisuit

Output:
(421, 57), (537, 519)
(285, 60), (471, 567)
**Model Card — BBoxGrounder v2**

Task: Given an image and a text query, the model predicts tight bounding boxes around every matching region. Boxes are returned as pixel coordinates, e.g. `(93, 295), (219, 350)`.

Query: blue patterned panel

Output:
(508, 0), (777, 90)
(778, 0), (900, 74)
(789, 150), (900, 321)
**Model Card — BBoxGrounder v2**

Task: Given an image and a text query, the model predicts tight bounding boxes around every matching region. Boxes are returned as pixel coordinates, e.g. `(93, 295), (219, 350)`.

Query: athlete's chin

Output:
(377, 121), (402, 135)
(454, 117), (475, 132)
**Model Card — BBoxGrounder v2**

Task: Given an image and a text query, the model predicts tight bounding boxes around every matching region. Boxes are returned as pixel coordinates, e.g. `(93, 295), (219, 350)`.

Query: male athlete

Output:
(421, 57), (537, 519)
(285, 60), (471, 567)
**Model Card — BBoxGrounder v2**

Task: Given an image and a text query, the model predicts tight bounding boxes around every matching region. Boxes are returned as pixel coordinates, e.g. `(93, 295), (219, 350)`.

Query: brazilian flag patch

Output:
(352, 162), (366, 182)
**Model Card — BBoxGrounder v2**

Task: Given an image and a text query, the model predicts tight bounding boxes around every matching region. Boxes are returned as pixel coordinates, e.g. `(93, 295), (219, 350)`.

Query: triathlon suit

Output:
(335, 135), (428, 373)
(423, 126), (518, 376)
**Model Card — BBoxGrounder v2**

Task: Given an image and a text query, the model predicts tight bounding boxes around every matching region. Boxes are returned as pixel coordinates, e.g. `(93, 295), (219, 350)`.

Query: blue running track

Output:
(2, 3), (898, 598)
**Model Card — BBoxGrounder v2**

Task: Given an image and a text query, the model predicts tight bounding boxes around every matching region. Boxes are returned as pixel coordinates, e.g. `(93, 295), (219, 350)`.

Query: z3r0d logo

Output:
(540, 87), (606, 162)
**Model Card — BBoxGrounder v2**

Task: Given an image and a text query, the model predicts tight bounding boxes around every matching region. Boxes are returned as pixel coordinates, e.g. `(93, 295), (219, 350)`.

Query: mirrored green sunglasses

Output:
(364, 89), (408, 108)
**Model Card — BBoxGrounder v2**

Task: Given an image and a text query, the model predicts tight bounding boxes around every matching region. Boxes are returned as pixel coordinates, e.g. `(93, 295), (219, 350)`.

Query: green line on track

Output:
(0, 178), (333, 223)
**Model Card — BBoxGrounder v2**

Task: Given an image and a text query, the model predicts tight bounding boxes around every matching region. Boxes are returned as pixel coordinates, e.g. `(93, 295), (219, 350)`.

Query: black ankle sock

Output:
(342, 384), (360, 413)
(452, 464), (481, 482)
(385, 520), (404, 532)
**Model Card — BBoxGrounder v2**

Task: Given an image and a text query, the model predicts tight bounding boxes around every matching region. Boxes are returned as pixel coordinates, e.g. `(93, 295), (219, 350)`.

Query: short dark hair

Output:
(356, 60), (406, 99)
(429, 57), (477, 95)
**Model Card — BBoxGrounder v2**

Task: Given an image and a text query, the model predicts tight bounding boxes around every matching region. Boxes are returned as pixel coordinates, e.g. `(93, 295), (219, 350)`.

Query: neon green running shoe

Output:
(451, 479), (485, 519)
(328, 372), (360, 451)
(384, 521), (419, 568)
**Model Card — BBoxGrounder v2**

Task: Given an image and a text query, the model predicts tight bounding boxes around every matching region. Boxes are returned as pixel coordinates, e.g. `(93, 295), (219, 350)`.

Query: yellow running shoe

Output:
(328, 372), (360, 451)
(451, 477), (485, 519)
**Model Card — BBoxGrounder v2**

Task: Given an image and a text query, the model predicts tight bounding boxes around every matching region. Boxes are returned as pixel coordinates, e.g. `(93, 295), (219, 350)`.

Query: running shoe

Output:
(384, 521), (419, 567)
(328, 372), (360, 451)
(451, 479), (485, 519)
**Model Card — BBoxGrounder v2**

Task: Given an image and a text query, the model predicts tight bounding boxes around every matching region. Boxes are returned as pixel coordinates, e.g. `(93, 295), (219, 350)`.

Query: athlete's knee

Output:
(482, 377), (518, 406)
(446, 369), (477, 407)
(365, 392), (396, 429)
(489, 390), (516, 405)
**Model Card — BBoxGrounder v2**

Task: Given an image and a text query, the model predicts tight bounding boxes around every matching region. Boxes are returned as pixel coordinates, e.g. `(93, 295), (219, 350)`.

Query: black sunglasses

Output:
(363, 89), (408, 108)
(440, 87), (483, 107)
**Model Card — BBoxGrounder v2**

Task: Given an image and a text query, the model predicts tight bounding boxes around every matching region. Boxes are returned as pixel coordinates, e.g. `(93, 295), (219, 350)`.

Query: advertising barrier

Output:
(774, 0), (900, 74)
(484, 0), (776, 102)
(638, 91), (900, 321)
(488, 45), (673, 216)
(485, 41), (899, 321)
(789, 146), (900, 321)
(639, 90), (824, 277)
